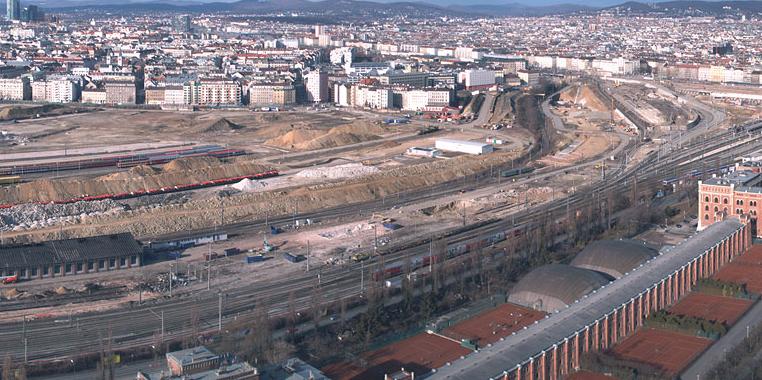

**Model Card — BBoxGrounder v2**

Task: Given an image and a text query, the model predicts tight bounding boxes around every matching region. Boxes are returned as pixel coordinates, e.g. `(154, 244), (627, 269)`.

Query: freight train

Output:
(0, 145), (246, 176)
(0, 170), (279, 209)
(372, 226), (524, 281)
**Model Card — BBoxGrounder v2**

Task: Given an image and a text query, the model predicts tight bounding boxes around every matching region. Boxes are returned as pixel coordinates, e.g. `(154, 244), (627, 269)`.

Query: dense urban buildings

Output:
(2, 2), (762, 380)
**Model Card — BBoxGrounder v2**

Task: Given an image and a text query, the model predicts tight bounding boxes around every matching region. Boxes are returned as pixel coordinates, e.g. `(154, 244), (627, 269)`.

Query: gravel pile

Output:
(230, 178), (268, 192)
(296, 163), (379, 180)
(0, 200), (125, 231)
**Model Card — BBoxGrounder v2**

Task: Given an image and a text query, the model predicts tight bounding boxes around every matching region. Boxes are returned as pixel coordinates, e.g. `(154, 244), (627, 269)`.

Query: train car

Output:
(0, 176), (20, 185)
(1, 274), (18, 284)
(662, 177), (678, 186)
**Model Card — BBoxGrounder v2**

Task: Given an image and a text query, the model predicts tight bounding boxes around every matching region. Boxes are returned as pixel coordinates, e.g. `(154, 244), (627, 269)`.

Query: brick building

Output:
(698, 170), (761, 237)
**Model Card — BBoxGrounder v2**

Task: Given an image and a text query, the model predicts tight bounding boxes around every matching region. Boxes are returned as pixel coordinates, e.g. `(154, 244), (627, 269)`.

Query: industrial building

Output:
(137, 345), (259, 380)
(0, 233), (142, 280)
(432, 218), (751, 380)
(435, 139), (494, 155)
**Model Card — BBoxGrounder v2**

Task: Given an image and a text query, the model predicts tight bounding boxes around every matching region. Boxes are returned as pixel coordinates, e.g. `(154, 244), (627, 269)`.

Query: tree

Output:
(2, 354), (13, 380)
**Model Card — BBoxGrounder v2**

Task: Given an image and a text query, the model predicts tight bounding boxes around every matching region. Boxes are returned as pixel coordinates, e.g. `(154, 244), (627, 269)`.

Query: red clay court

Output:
(733, 244), (762, 265)
(322, 332), (470, 380)
(566, 370), (617, 380)
(442, 303), (546, 346)
(714, 262), (762, 294)
(611, 328), (711, 375)
(668, 292), (752, 325)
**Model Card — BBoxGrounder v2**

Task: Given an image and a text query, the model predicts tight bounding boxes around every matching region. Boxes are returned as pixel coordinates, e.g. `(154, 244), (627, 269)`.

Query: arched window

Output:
(714, 206), (719, 212)
(705, 196), (710, 202)
(705, 214), (709, 220)
(723, 198), (729, 204)
(714, 197), (719, 203)
(705, 205), (709, 211)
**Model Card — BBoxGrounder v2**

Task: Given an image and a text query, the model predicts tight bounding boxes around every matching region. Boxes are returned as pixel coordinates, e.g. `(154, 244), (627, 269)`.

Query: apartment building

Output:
(0, 77), (31, 100)
(32, 78), (79, 103)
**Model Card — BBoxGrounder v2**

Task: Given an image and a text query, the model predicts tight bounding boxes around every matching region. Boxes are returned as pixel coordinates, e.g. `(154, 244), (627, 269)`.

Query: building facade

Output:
(0, 77), (31, 100)
(699, 170), (762, 237)
(305, 70), (328, 103)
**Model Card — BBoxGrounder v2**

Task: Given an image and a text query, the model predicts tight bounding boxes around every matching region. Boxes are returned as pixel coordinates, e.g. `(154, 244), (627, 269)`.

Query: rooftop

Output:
(0, 233), (141, 269)
(431, 219), (744, 379)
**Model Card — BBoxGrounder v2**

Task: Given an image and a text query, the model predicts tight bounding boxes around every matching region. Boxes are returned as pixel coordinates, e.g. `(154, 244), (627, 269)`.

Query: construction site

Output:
(2, 73), (761, 380)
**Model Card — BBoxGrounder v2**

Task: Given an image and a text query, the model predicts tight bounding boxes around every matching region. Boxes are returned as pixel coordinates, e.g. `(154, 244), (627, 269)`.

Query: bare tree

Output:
(2, 354), (13, 380)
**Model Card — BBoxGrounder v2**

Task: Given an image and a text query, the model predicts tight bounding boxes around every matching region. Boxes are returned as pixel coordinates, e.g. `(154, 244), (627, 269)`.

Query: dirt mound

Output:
(1, 158), (270, 204)
(296, 131), (379, 151)
(0, 104), (65, 120)
(560, 85), (608, 113)
(203, 118), (244, 133)
(55, 286), (70, 295)
(164, 156), (222, 172)
(266, 123), (384, 151)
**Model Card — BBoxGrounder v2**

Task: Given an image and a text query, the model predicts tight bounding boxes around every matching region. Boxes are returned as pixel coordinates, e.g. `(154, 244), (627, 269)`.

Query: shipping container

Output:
(500, 167), (534, 178)
(283, 252), (305, 263)
(224, 248), (241, 256)
(245, 255), (265, 263)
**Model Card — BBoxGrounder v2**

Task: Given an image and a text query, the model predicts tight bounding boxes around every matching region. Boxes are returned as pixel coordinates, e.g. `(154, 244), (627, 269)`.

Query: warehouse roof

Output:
(432, 219), (745, 379)
(507, 264), (609, 313)
(570, 239), (658, 279)
(0, 233), (141, 268)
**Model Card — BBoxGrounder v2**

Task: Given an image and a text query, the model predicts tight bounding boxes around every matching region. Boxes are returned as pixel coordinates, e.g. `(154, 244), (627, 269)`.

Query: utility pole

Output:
(360, 260), (364, 292)
(169, 263), (173, 297)
(462, 202), (466, 226)
(306, 240), (311, 272)
(207, 264), (211, 290)
(218, 292), (223, 332)
(161, 311), (164, 341)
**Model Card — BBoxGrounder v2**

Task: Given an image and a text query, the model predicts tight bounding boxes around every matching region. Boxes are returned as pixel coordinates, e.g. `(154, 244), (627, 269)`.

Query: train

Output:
(0, 145), (246, 176)
(145, 233), (229, 253)
(0, 175), (20, 185)
(0, 170), (279, 209)
(1, 274), (18, 284)
(372, 227), (522, 281)
(501, 167), (535, 178)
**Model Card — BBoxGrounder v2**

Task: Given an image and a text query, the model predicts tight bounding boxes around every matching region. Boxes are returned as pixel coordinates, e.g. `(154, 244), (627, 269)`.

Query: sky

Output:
(38, 0), (721, 8)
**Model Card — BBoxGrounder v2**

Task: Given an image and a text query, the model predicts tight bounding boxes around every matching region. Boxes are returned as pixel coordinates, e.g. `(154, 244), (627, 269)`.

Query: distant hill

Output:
(604, 0), (762, 14)
(50, 0), (459, 17)
(44, 0), (762, 17)
(447, 2), (592, 16)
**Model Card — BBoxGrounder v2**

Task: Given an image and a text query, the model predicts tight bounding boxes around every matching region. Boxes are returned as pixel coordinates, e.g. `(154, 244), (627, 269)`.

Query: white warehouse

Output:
(435, 139), (494, 155)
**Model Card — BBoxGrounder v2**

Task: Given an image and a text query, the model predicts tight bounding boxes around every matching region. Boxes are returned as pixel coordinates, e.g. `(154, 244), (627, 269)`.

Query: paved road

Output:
(681, 299), (762, 380)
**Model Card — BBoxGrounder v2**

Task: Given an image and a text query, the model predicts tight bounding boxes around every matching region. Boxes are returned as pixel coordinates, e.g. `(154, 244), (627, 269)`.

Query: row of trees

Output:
(646, 310), (728, 340)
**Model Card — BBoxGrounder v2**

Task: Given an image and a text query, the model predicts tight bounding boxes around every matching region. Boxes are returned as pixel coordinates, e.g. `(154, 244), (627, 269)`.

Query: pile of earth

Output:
(0, 156), (270, 204)
(266, 122), (387, 151)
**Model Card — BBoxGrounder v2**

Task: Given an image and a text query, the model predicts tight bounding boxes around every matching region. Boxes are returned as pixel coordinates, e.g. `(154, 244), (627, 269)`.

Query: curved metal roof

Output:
(507, 264), (609, 313)
(570, 239), (658, 279)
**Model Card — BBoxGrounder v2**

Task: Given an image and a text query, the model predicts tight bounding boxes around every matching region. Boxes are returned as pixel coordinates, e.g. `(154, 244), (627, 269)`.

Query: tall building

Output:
(305, 70), (328, 103)
(6, 0), (19, 21)
(173, 15), (191, 33)
(20, 5), (40, 22)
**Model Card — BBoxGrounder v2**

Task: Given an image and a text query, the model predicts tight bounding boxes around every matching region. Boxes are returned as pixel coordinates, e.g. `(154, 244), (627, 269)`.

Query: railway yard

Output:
(1, 76), (762, 379)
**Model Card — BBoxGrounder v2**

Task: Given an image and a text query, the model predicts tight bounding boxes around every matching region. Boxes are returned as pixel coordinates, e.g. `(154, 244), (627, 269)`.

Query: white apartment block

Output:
(401, 89), (451, 111)
(184, 80), (241, 106)
(353, 86), (393, 109)
(0, 78), (31, 101)
(31, 79), (78, 103)
(460, 69), (496, 89)
(305, 71), (328, 103)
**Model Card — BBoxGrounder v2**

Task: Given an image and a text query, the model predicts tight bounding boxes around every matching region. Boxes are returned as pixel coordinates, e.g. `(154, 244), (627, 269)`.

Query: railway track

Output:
(1, 115), (758, 365)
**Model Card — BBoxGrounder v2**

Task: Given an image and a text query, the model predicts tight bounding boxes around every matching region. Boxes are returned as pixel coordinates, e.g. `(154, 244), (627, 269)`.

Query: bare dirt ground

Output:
(0, 107), (401, 155)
